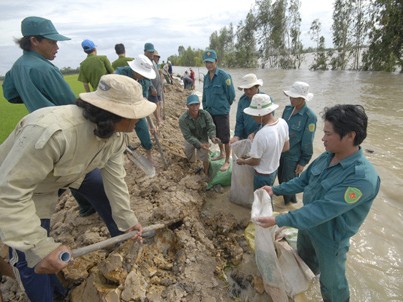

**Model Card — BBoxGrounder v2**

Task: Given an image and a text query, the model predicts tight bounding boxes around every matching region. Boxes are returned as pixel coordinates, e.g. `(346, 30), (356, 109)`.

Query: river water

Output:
(176, 66), (403, 301)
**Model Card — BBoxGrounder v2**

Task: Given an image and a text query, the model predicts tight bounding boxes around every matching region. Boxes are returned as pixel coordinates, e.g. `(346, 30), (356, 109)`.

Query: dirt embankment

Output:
(1, 82), (271, 302)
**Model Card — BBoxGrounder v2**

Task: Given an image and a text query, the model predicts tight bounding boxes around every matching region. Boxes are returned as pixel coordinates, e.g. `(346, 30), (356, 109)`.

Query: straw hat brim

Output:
(79, 91), (156, 119)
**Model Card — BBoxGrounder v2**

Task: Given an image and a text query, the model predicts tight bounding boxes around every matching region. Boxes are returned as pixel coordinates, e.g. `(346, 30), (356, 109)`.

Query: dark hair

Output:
(115, 43), (125, 55)
(76, 98), (123, 138)
(322, 104), (367, 146)
(17, 36), (44, 51)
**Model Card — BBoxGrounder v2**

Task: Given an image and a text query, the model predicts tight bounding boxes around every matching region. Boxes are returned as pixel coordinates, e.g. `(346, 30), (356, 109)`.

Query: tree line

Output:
(169, 0), (402, 73)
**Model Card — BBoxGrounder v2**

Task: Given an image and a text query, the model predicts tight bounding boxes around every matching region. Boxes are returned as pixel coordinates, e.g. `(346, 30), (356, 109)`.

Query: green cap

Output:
(203, 49), (217, 62)
(21, 16), (70, 41)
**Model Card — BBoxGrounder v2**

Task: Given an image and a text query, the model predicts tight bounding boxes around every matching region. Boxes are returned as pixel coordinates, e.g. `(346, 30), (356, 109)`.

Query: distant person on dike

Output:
(202, 49), (236, 171)
(229, 73), (266, 144)
(162, 60), (173, 84)
(115, 54), (157, 162)
(0, 74), (155, 302)
(144, 42), (163, 126)
(2, 17), (97, 217)
(112, 43), (134, 69)
(179, 94), (220, 176)
(236, 94), (289, 189)
(183, 70), (194, 90)
(278, 81), (317, 205)
(78, 39), (114, 92)
(189, 67), (195, 89)
(257, 104), (381, 302)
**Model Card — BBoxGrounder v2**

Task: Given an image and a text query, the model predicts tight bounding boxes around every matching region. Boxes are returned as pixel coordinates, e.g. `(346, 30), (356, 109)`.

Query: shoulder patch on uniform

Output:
(344, 187), (362, 204)
(226, 78), (232, 86)
(308, 123), (315, 132)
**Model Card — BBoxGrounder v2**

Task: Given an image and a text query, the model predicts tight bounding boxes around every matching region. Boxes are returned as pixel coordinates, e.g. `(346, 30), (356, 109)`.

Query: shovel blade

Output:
(126, 148), (156, 178)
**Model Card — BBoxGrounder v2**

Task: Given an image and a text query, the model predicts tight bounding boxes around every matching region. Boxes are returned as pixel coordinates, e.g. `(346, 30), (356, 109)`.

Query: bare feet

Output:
(220, 161), (230, 172)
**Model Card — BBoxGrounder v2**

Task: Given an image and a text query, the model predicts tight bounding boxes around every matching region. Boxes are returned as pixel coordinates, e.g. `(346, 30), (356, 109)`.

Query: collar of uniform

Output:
(328, 147), (363, 169)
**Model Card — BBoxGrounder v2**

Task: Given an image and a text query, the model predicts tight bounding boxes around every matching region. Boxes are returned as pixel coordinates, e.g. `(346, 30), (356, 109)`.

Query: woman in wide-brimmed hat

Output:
(0, 74), (155, 301)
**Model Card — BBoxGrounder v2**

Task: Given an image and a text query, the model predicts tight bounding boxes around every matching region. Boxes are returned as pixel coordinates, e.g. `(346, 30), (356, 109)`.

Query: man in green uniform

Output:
(2, 16), (75, 111)
(179, 94), (220, 176)
(202, 49), (236, 172)
(278, 81), (317, 204)
(78, 39), (114, 92)
(257, 104), (381, 302)
(112, 43), (134, 69)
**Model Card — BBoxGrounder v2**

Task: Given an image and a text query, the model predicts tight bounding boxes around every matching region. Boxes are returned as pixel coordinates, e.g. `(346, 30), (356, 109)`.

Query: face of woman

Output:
(115, 118), (138, 132)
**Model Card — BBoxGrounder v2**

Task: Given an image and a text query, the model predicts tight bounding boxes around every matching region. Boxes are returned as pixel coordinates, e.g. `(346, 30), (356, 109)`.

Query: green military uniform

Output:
(78, 53), (114, 90)
(2, 51), (76, 111)
(112, 55), (134, 69)
(273, 149), (380, 301)
(278, 104), (317, 203)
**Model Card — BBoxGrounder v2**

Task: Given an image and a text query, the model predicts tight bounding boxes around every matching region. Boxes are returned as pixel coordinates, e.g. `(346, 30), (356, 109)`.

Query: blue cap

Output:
(203, 50), (217, 62)
(144, 42), (155, 52)
(186, 94), (200, 105)
(82, 39), (95, 52)
(21, 16), (70, 41)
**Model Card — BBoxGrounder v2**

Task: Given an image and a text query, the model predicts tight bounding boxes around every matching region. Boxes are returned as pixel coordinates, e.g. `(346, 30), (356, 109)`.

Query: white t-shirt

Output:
(249, 118), (289, 174)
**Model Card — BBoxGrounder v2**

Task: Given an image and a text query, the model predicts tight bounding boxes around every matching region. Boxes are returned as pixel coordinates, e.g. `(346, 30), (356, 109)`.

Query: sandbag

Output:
(207, 151), (232, 190)
(251, 188), (314, 301)
(229, 139), (254, 208)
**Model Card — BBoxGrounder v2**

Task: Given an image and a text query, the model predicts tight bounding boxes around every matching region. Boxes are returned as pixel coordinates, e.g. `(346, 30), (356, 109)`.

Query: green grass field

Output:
(0, 74), (84, 143)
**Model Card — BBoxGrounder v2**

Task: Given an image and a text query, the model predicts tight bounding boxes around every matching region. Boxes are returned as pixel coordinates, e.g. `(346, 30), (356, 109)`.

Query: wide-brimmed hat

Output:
(128, 54), (156, 79)
(237, 74), (263, 90)
(244, 94), (279, 117)
(283, 81), (314, 101)
(21, 16), (70, 41)
(144, 42), (155, 52)
(82, 39), (96, 52)
(186, 94), (200, 105)
(203, 50), (217, 62)
(79, 74), (156, 119)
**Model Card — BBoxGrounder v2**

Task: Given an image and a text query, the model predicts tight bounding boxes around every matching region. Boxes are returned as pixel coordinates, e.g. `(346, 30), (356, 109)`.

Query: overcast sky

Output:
(0, 0), (333, 75)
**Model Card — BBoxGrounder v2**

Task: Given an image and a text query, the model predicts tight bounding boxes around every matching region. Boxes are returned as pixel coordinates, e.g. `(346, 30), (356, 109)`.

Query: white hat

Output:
(79, 74), (156, 119)
(244, 94), (279, 116)
(128, 54), (156, 79)
(283, 81), (314, 101)
(237, 73), (263, 90)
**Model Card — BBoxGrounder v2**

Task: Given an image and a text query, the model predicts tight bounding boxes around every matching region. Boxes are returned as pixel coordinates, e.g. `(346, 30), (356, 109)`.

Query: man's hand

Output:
(247, 133), (255, 141)
(200, 143), (211, 151)
(236, 158), (245, 165)
(211, 137), (221, 144)
(34, 245), (71, 274)
(255, 216), (277, 228)
(229, 136), (239, 144)
(126, 223), (144, 243)
(295, 164), (305, 175)
(261, 185), (274, 196)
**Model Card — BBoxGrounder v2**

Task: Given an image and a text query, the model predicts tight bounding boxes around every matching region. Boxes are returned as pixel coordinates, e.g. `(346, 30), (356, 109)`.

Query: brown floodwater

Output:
(180, 66), (403, 301)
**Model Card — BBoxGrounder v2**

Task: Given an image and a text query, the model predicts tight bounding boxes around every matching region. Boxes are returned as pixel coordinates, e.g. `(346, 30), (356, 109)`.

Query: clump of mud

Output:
(0, 82), (272, 302)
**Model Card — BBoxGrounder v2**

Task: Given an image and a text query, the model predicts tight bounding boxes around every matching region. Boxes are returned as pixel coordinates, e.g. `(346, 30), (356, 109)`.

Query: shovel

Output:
(59, 219), (182, 263)
(126, 147), (155, 178)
